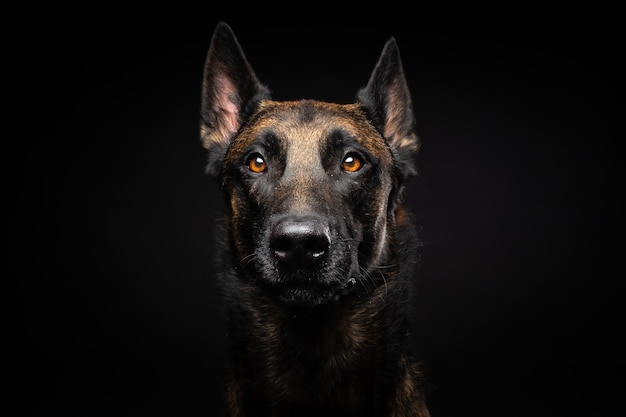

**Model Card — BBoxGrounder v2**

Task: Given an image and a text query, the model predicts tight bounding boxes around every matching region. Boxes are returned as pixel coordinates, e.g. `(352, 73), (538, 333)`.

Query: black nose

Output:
(270, 217), (330, 269)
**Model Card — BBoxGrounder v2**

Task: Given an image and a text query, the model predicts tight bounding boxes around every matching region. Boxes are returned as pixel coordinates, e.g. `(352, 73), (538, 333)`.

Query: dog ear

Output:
(356, 38), (419, 180)
(200, 22), (271, 177)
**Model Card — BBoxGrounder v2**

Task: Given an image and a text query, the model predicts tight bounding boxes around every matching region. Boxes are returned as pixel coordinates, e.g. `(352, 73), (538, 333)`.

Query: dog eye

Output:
(247, 153), (267, 173)
(341, 153), (363, 172)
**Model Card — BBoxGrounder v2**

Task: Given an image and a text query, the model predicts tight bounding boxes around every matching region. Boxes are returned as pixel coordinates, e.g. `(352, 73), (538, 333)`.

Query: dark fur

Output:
(200, 22), (430, 417)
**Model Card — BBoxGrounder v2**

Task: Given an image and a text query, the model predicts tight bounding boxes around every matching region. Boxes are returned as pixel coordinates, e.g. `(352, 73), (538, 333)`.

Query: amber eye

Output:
(341, 153), (363, 172)
(247, 153), (267, 173)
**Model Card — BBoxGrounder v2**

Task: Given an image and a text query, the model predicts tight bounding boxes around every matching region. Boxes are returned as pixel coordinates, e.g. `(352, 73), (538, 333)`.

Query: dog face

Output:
(221, 101), (397, 306)
(201, 22), (419, 307)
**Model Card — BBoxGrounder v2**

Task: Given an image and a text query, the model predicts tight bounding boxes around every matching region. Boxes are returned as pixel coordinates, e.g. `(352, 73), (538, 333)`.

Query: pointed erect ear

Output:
(200, 22), (271, 177)
(356, 38), (419, 180)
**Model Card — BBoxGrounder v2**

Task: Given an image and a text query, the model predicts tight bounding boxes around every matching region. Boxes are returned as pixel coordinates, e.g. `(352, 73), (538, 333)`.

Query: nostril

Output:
(307, 235), (329, 259)
(271, 235), (294, 259)
(270, 218), (330, 269)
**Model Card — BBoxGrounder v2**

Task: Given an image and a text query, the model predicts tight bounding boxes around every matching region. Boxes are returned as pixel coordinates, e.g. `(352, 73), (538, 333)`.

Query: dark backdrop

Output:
(11, 13), (623, 416)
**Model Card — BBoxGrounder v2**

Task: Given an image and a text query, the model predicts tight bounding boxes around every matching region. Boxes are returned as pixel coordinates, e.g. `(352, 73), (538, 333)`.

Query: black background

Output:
(11, 13), (623, 416)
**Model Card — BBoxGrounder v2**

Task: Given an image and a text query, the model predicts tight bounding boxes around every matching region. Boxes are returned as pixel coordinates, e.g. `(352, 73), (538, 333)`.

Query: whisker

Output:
(356, 265), (391, 302)
(375, 263), (397, 270)
(377, 267), (389, 302)
(240, 252), (258, 265)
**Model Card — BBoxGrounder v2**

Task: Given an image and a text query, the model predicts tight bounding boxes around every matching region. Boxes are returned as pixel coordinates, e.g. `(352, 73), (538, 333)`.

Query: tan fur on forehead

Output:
(244, 100), (386, 144)
(230, 100), (393, 159)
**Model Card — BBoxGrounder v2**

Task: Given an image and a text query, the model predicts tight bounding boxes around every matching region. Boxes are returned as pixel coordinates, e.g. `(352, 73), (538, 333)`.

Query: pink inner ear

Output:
(214, 74), (241, 138)
(383, 78), (420, 153)
(383, 79), (405, 145)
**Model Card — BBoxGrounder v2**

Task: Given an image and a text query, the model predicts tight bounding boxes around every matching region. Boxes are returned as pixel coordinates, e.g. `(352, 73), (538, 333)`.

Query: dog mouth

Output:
(262, 274), (358, 307)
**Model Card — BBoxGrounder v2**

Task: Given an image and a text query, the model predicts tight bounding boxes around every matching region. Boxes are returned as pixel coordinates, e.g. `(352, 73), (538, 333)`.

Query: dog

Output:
(200, 21), (430, 417)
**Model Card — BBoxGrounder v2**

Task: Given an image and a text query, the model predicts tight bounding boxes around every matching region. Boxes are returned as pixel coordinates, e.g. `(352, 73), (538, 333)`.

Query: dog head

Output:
(200, 22), (419, 307)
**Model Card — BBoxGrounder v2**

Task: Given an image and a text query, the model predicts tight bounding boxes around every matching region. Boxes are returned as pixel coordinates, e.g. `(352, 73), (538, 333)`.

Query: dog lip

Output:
(260, 270), (359, 307)
(273, 282), (339, 306)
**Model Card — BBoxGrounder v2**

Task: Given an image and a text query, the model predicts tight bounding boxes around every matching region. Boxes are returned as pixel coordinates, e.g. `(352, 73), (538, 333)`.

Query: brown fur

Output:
(200, 22), (430, 416)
